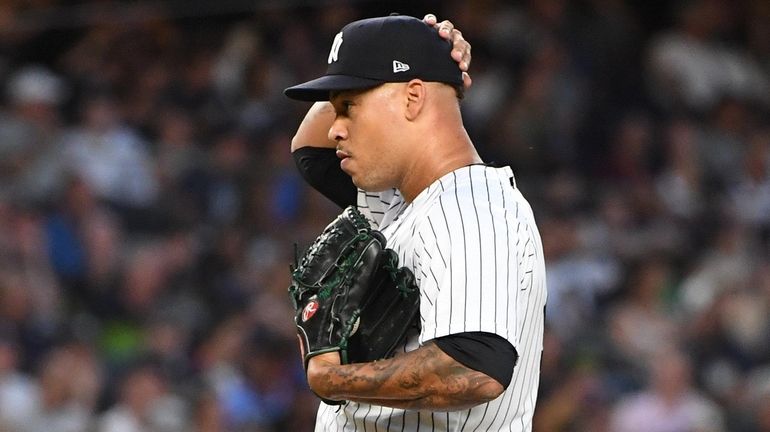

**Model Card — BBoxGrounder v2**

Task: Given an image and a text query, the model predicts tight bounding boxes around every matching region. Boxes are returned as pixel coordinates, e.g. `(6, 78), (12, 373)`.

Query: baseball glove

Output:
(289, 206), (420, 404)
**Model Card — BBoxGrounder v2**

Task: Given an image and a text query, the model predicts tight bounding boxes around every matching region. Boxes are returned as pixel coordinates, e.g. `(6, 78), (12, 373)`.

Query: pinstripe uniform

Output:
(314, 164), (547, 431)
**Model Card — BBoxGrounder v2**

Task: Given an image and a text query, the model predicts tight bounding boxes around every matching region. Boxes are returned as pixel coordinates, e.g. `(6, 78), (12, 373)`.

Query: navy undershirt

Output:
(292, 146), (517, 387)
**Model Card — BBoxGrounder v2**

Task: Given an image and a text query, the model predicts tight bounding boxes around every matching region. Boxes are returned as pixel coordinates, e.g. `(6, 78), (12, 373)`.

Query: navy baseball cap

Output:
(284, 15), (463, 101)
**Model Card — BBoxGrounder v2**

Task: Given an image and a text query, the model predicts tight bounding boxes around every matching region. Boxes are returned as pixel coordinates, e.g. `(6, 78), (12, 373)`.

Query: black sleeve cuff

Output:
(434, 332), (518, 389)
(292, 146), (357, 208)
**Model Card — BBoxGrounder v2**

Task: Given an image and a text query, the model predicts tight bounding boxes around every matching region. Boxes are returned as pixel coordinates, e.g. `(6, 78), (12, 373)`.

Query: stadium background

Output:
(0, 0), (769, 430)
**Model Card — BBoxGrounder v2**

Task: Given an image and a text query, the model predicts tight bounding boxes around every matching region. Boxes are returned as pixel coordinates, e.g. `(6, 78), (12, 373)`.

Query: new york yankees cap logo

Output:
(328, 32), (343, 64)
(284, 14), (462, 102)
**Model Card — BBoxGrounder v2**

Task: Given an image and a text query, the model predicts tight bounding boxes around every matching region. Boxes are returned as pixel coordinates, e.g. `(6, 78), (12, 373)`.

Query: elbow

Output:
(457, 374), (504, 406)
(476, 378), (505, 403)
(443, 375), (505, 409)
(290, 134), (303, 153)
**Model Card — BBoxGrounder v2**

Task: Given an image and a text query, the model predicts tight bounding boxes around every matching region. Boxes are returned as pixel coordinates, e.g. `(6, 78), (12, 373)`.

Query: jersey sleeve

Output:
(415, 184), (533, 351)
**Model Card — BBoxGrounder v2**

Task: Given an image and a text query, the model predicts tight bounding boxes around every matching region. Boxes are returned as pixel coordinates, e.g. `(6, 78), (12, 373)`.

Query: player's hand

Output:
(424, 13), (472, 89)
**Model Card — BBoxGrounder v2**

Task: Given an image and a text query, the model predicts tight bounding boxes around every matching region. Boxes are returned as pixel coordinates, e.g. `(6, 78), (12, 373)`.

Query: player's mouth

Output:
(337, 149), (352, 171)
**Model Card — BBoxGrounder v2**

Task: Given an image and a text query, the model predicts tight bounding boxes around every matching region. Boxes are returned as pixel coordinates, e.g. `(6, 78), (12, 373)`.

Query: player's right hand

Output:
(423, 13), (472, 89)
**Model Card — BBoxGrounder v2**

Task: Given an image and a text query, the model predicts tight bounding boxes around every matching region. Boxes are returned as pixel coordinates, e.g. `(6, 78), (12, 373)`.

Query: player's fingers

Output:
(462, 71), (472, 90)
(450, 30), (471, 71)
(425, 15), (472, 82)
(437, 19), (454, 39)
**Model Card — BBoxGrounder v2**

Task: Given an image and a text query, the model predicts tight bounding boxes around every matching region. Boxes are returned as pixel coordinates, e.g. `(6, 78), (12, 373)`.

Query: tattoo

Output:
(316, 342), (502, 411)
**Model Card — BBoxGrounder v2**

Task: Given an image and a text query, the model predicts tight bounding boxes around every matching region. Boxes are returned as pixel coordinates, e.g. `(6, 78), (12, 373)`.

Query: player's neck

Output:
(398, 126), (481, 203)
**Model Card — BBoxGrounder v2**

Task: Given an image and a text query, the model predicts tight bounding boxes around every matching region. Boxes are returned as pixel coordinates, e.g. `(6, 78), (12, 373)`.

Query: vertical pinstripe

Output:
(451, 171), (468, 332)
(315, 166), (546, 431)
(468, 167), (483, 330)
(437, 179), (454, 338)
(484, 169), (499, 334)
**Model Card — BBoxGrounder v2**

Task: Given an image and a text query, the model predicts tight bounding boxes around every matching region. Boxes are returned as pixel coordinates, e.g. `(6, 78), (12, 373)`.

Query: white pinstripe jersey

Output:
(315, 165), (547, 432)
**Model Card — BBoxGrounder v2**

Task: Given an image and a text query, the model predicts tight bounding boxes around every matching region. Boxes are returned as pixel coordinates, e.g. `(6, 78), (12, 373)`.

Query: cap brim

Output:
(284, 75), (384, 101)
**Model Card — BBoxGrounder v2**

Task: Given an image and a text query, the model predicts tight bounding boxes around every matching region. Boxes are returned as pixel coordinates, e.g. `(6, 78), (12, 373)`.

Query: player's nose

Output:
(328, 120), (347, 142)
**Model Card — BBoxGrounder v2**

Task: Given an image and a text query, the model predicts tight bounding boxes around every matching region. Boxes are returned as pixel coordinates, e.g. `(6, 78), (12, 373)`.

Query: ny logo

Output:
(328, 32), (343, 64)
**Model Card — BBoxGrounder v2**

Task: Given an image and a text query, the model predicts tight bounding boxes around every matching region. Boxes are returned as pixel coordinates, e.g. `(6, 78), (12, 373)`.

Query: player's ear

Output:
(404, 79), (426, 121)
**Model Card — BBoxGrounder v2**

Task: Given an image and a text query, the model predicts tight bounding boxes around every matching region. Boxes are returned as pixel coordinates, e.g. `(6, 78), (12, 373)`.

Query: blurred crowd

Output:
(0, 0), (769, 431)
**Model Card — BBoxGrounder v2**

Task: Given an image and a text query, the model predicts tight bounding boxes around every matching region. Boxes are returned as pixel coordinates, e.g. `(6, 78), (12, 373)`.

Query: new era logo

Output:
(393, 60), (410, 73)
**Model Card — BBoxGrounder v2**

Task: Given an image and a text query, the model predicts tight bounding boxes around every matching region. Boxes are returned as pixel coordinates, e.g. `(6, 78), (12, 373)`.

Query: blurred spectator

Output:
(21, 343), (103, 432)
(601, 112), (654, 184)
(216, 331), (297, 431)
(646, 0), (770, 112)
(60, 94), (159, 209)
(726, 127), (770, 228)
(535, 363), (610, 432)
(608, 259), (680, 370)
(542, 212), (622, 340)
(679, 223), (755, 318)
(151, 106), (206, 220)
(0, 65), (67, 204)
(0, 203), (64, 366)
(0, 332), (37, 431)
(191, 388), (226, 432)
(582, 185), (685, 263)
(698, 97), (755, 189)
(655, 118), (704, 220)
(196, 131), (252, 227)
(98, 362), (187, 432)
(610, 348), (725, 432)
(44, 176), (103, 290)
(212, 24), (261, 104)
(744, 366), (770, 431)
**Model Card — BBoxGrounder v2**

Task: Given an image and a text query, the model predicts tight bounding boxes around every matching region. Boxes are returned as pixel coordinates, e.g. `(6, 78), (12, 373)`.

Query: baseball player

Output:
(286, 14), (547, 431)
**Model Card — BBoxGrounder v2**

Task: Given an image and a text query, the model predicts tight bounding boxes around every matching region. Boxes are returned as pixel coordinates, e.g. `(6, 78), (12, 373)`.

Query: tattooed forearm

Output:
(307, 342), (503, 411)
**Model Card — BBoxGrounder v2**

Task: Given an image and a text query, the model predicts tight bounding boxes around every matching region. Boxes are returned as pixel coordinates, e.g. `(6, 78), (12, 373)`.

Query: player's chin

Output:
(354, 181), (392, 194)
(350, 176), (367, 190)
(348, 169), (390, 192)
(342, 163), (364, 186)
(351, 176), (374, 192)
(340, 156), (353, 173)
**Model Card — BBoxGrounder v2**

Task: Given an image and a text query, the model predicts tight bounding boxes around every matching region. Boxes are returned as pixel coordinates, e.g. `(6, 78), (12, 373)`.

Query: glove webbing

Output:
(382, 252), (417, 297)
(291, 231), (372, 299)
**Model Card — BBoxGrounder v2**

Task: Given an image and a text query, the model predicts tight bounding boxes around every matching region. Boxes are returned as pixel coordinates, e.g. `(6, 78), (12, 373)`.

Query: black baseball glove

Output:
(289, 206), (420, 404)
